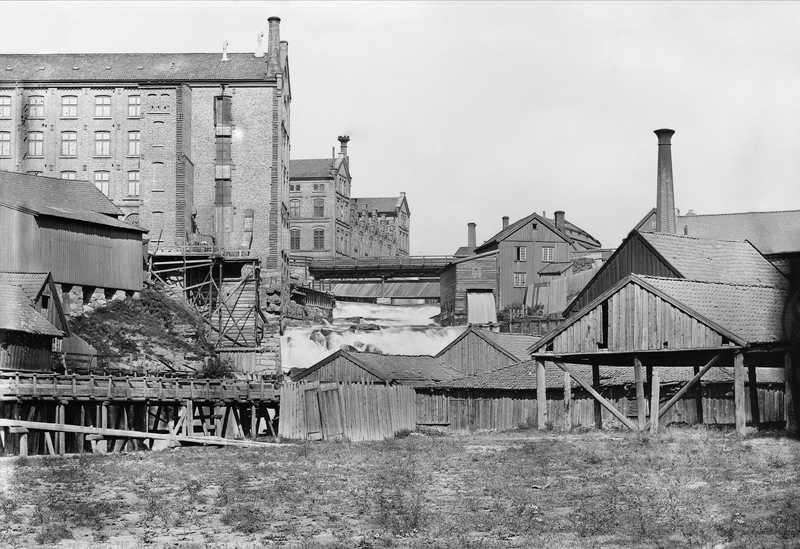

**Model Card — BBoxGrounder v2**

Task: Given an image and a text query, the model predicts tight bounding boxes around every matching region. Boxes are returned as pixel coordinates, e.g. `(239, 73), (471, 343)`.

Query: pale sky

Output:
(4, 1), (800, 254)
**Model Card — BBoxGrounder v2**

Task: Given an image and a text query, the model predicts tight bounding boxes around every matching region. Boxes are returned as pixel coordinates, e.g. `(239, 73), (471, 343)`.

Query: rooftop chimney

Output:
(502, 216), (509, 229)
(654, 128), (677, 233)
(554, 210), (565, 231)
(221, 40), (230, 62)
(254, 32), (266, 58)
(338, 135), (350, 157)
(467, 222), (476, 248)
(267, 16), (281, 75)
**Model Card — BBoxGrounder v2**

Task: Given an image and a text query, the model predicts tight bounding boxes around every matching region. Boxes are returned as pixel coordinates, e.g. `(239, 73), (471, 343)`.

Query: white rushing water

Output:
(281, 301), (465, 371)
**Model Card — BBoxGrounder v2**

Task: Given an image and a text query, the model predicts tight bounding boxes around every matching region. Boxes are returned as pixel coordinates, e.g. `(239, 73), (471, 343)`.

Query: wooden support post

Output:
(99, 402), (109, 453)
(536, 359), (547, 430)
(184, 400), (193, 437)
(634, 357), (646, 430)
(786, 352), (796, 434)
(250, 403), (257, 440)
(563, 372), (572, 432)
(56, 402), (65, 455)
(18, 428), (28, 457)
(555, 362), (637, 431)
(645, 354), (720, 430)
(592, 364), (602, 429)
(649, 370), (660, 434)
(79, 404), (86, 454)
(748, 366), (760, 428)
(693, 365), (704, 425)
(734, 352), (747, 436)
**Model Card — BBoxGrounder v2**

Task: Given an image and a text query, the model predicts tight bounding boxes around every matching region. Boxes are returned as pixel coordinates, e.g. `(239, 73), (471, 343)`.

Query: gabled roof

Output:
(352, 195), (408, 214)
(0, 284), (62, 336)
(295, 350), (460, 386)
(538, 262), (573, 275)
(0, 272), (49, 301)
(676, 210), (800, 256)
(436, 326), (539, 363)
(289, 158), (336, 180)
(0, 53), (276, 83)
(453, 246), (475, 258)
(0, 171), (120, 216)
(474, 212), (600, 254)
(440, 360), (570, 390)
(639, 232), (787, 287)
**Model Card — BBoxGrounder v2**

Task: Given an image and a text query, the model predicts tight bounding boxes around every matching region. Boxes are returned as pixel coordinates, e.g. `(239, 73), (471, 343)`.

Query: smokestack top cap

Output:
(654, 128), (675, 144)
(268, 16), (281, 22)
(337, 135), (350, 143)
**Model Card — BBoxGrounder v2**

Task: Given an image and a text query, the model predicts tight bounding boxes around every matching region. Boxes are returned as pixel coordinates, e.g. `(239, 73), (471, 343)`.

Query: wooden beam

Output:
(786, 352), (796, 435)
(748, 366), (760, 428)
(734, 351), (746, 435)
(250, 403), (257, 440)
(554, 362), (637, 431)
(693, 365), (704, 425)
(563, 372), (572, 432)
(649, 370), (660, 434)
(592, 364), (602, 429)
(536, 360), (547, 430)
(645, 354), (720, 430)
(634, 357), (646, 430)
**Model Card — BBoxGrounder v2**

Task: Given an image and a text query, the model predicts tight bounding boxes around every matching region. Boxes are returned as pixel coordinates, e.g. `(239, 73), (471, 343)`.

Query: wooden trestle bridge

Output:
(0, 370), (280, 456)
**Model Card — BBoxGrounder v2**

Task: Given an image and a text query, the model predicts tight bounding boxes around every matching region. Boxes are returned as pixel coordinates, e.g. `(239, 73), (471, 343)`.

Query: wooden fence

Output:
(279, 381), (416, 441)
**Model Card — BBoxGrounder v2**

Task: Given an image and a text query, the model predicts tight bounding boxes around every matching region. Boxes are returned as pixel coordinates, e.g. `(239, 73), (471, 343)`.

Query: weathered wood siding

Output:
(552, 280), (724, 353)
(297, 355), (382, 384)
(451, 254), (498, 324)
(567, 232), (677, 314)
(0, 206), (143, 291)
(437, 331), (516, 376)
(0, 332), (54, 371)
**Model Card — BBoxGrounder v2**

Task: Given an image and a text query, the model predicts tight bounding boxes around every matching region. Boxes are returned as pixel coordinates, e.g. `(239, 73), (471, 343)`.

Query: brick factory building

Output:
(289, 136), (410, 259)
(0, 16), (291, 276)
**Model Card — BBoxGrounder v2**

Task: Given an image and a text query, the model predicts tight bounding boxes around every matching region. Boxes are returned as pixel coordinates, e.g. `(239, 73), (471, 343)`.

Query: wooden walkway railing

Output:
(0, 372), (277, 403)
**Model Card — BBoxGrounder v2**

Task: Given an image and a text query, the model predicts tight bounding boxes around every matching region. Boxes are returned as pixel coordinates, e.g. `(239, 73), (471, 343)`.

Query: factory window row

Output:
(8, 130), (142, 158)
(0, 93), (159, 120)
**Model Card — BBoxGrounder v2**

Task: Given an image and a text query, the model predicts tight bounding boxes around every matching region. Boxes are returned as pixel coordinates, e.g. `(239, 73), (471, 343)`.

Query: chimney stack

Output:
(467, 222), (476, 248)
(267, 16), (281, 75)
(338, 135), (350, 157)
(254, 32), (266, 58)
(654, 128), (677, 233)
(502, 216), (509, 229)
(554, 210), (565, 231)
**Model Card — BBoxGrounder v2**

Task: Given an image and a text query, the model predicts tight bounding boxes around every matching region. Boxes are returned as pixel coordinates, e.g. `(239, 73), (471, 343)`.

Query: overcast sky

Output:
(4, 2), (800, 254)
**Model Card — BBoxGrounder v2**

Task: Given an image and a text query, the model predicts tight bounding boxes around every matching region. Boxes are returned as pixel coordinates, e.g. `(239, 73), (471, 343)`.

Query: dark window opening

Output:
(215, 180), (231, 206)
(214, 96), (232, 136)
(41, 295), (50, 309)
(215, 137), (232, 180)
(598, 300), (608, 349)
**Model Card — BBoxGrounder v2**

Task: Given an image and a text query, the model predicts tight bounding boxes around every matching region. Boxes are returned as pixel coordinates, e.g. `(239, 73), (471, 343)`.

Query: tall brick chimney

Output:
(267, 16), (281, 75)
(655, 128), (677, 233)
(338, 135), (350, 157)
(502, 216), (509, 229)
(467, 222), (476, 248)
(554, 210), (565, 232)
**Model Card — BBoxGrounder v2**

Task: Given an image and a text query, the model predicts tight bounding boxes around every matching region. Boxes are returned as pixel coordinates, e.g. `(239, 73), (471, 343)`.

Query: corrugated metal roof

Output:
(639, 275), (787, 345)
(0, 284), (62, 336)
(0, 272), (48, 300)
(640, 232), (787, 287)
(0, 53), (274, 82)
(331, 281), (439, 299)
(0, 171), (120, 216)
(289, 158), (335, 179)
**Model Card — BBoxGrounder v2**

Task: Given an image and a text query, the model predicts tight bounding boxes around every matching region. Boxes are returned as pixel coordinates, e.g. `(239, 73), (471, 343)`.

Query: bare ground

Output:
(0, 427), (799, 548)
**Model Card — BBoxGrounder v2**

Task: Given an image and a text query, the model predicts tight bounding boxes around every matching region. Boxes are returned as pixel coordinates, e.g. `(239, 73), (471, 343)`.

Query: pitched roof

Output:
(442, 360), (570, 389)
(639, 275), (787, 345)
(436, 326), (539, 363)
(345, 351), (460, 386)
(640, 232), (787, 287)
(474, 212), (601, 253)
(676, 210), (800, 256)
(0, 272), (49, 300)
(330, 281), (439, 300)
(453, 246), (475, 258)
(600, 365), (784, 385)
(0, 284), (62, 336)
(0, 53), (275, 83)
(352, 196), (405, 213)
(538, 262), (573, 275)
(289, 158), (335, 180)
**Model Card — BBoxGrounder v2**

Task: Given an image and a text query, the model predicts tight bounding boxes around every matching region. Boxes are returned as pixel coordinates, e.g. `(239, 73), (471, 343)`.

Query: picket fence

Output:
(278, 381), (416, 441)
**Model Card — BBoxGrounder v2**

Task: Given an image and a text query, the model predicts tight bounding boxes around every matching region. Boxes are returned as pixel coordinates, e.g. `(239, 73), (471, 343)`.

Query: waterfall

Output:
(281, 301), (465, 370)
(467, 291), (497, 324)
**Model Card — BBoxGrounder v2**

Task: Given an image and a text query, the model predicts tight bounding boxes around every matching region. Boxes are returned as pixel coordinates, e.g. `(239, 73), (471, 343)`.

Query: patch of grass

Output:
(221, 503), (266, 533)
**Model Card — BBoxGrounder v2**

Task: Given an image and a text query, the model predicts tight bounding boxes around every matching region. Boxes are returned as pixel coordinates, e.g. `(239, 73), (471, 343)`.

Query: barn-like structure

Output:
(434, 326), (538, 376)
(0, 283), (64, 371)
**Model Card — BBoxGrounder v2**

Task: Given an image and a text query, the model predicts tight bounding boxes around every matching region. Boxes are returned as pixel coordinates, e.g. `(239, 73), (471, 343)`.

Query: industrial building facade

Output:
(0, 16), (291, 275)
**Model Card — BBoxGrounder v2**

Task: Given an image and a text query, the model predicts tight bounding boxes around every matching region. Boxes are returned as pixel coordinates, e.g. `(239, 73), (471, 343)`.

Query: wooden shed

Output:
(0, 284), (63, 371)
(438, 250), (498, 325)
(0, 171), (146, 292)
(435, 326), (538, 376)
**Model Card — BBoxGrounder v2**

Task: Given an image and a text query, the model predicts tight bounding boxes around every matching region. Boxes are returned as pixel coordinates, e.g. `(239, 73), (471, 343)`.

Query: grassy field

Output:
(0, 427), (798, 548)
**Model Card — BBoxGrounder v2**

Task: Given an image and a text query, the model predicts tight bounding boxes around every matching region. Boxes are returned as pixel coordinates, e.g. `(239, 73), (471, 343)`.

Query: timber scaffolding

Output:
(0, 370), (279, 456)
(147, 244), (267, 350)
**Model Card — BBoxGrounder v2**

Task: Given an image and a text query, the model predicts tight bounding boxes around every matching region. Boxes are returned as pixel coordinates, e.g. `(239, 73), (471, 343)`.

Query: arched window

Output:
(313, 228), (325, 251)
(125, 213), (140, 226)
(290, 228), (301, 251)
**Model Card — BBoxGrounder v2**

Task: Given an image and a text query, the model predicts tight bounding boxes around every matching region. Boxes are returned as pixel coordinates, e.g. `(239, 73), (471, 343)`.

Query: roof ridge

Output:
(637, 274), (786, 290)
(645, 231), (752, 244)
(680, 209), (800, 217)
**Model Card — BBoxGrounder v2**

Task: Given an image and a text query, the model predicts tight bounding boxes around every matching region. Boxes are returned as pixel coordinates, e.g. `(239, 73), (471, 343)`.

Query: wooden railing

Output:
(0, 372), (277, 402)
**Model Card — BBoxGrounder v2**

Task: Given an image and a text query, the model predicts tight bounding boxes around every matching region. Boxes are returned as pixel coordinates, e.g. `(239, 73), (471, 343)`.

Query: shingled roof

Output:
(289, 158), (336, 180)
(352, 196), (406, 213)
(0, 272), (49, 301)
(0, 53), (275, 83)
(0, 284), (62, 336)
(436, 326), (539, 363)
(441, 360), (570, 390)
(474, 212), (601, 254)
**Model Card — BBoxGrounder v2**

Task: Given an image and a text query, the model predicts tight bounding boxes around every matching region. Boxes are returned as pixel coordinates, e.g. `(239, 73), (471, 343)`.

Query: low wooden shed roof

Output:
(436, 326), (539, 363)
(0, 284), (63, 337)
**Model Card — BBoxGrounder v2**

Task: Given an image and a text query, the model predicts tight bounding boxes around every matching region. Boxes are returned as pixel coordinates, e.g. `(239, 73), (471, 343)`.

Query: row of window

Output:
(289, 228), (325, 251)
(514, 245), (554, 262)
(0, 94), (147, 119)
(0, 131), (141, 157)
(56, 170), (141, 196)
(288, 198), (325, 218)
(289, 182), (328, 193)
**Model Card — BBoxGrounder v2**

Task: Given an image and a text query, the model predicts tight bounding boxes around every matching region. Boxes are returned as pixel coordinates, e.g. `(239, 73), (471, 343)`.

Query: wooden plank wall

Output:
(278, 381), (416, 441)
(414, 387), (786, 432)
(0, 333), (54, 371)
(437, 332), (516, 376)
(453, 255), (498, 323)
(553, 281), (724, 354)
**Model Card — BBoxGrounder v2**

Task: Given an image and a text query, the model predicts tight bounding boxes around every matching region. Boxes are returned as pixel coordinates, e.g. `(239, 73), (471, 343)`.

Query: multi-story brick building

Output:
(0, 16), (291, 275)
(289, 136), (410, 258)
